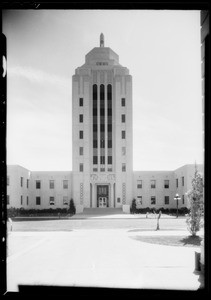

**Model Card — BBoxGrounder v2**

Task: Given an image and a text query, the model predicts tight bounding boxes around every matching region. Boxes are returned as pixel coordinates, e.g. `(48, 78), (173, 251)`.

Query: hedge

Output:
(130, 205), (190, 215)
(7, 207), (69, 218)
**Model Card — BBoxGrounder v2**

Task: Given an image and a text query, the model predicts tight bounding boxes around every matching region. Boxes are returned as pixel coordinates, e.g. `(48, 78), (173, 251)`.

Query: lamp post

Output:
(174, 193), (181, 218)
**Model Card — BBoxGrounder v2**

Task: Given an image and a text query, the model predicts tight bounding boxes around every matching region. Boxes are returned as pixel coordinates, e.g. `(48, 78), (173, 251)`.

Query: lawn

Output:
(130, 234), (203, 247)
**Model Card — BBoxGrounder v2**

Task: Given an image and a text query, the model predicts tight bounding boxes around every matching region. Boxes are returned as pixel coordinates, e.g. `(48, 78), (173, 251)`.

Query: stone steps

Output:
(82, 208), (123, 215)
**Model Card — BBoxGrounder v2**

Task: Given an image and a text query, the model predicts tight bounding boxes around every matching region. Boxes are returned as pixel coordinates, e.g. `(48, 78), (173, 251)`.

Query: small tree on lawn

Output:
(186, 166), (204, 236)
(69, 198), (76, 215)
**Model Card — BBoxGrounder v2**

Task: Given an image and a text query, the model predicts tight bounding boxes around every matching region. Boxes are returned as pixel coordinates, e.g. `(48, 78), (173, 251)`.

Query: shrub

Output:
(179, 207), (190, 215)
(130, 199), (137, 214)
(69, 198), (76, 215)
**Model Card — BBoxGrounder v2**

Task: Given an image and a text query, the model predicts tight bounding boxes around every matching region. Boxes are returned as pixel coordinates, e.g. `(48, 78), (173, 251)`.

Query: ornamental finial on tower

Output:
(100, 33), (104, 47)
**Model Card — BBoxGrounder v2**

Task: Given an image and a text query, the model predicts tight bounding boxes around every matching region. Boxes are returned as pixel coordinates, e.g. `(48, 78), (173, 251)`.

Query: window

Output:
(7, 176), (9, 186)
(79, 131), (83, 139)
(49, 180), (54, 189)
(20, 177), (23, 187)
(182, 195), (185, 205)
(27, 179), (29, 188)
(107, 84), (112, 101)
(63, 180), (68, 189)
(176, 178), (178, 188)
(122, 131), (126, 139)
(107, 124), (112, 132)
(164, 196), (169, 205)
(122, 147), (126, 155)
(79, 163), (83, 172)
(36, 180), (41, 189)
(136, 196), (142, 207)
(93, 140), (98, 148)
(79, 147), (83, 155)
(164, 180), (169, 188)
(182, 176), (184, 186)
(122, 163), (126, 172)
(151, 196), (156, 205)
(121, 114), (125, 123)
(93, 124), (97, 132)
(121, 98), (125, 106)
(49, 197), (55, 205)
(93, 156), (98, 164)
(79, 98), (83, 106)
(100, 124), (105, 132)
(27, 196), (29, 205)
(63, 196), (68, 205)
(7, 195), (9, 205)
(79, 114), (83, 123)
(108, 167), (112, 172)
(108, 108), (112, 116)
(108, 156), (112, 164)
(21, 195), (23, 205)
(108, 140), (112, 148)
(137, 180), (142, 189)
(93, 167), (98, 172)
(117, 197), (121, 203)
(151, 180), (156, 188)
(100, 156), (105, 164)
(36, 196), (41, 205)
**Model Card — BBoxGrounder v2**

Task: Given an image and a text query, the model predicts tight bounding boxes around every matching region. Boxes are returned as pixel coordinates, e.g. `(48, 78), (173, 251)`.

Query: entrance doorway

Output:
(98, 197), (107, 208)
(97, 185), (109, 207)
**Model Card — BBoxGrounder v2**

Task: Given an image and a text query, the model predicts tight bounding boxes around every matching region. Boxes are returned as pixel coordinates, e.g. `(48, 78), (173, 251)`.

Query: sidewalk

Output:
(7, 229), (204, 292)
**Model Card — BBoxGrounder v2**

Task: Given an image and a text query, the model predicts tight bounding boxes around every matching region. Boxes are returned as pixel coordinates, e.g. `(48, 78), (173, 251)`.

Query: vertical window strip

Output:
(93, 84), (98, 166)
(100, 84), (105, 171)
(107, 84), (112, 165)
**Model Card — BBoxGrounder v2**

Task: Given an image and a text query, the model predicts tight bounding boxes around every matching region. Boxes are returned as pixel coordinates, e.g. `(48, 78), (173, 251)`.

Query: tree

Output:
(186, 166), (204, 236)
(69, 198), (76, 215)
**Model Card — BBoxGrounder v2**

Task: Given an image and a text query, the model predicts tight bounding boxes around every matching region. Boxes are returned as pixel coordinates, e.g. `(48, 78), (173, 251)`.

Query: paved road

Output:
(6, 215), (204, 292)
(7, 229), (203, 292)
(10, 217), (188, 231)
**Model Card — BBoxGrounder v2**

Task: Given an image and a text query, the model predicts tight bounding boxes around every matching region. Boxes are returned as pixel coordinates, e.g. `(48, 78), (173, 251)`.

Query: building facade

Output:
(72, 34), (133, 212)
(6, 34), (203, 213)
(7, 164), (203, 212)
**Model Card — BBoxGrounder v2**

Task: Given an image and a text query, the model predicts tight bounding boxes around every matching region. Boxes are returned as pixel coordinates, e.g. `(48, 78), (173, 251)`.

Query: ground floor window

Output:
(164, 196), (169, 205)
(151, 196), (156, 205)
(136, 196), (142, 207)
(63, 196), (68, 205)
(49, 197), (55, 205)
(36, 196), (41, 205)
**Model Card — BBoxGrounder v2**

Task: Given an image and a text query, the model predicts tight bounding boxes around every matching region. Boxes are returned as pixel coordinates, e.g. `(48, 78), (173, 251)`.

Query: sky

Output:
(3, 9), (203, 171)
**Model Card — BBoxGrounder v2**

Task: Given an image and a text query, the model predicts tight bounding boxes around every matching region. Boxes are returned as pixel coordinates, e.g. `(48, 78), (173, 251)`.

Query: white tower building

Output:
(72, 34), (133, 212)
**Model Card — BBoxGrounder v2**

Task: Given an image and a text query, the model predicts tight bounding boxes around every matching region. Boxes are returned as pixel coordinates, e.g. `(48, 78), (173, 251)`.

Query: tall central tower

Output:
(72, 34), (133, 212)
